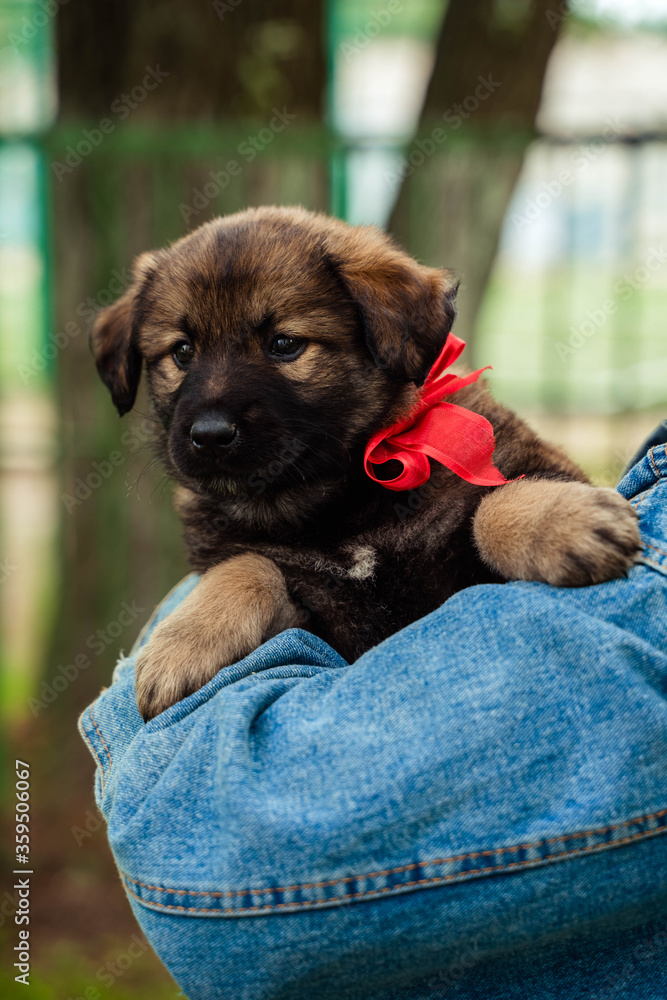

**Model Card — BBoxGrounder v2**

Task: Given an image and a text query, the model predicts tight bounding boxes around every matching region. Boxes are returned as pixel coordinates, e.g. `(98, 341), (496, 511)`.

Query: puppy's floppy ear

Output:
(327, 225), (457, 385)
(91, 251), (160, 416)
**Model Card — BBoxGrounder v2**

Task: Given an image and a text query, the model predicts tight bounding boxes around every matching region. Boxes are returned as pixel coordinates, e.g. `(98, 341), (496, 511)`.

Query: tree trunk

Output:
(50, 0), (328, 685)
(28, 1), (328, 960)
(389, 0), (564, 353)
(57, 0), (326, 119)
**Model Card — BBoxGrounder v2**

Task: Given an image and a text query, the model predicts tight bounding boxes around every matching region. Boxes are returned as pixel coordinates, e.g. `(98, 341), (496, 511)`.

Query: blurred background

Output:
(0, 0), (666, 994)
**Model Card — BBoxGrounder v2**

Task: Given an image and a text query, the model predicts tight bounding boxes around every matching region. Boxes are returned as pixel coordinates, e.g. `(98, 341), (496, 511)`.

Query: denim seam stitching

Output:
(79, 719), (106, 791)
(648, 447), (662, 478)
(119, 806), (667, 901)
(119, 821), (667, 914)
(631, 448), (666, 511)
(89, 706), (113, 770)
(642, 556), (667, 574)
(634, 490), (652, 512)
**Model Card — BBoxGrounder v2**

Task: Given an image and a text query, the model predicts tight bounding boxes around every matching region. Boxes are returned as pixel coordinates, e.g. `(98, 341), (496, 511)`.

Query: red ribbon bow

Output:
(364, 334), (511, 491)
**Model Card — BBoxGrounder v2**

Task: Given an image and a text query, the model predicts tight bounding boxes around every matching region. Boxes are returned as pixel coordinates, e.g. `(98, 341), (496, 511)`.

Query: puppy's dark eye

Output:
(269, 335), (305, 360)
(173, 342), (194, 368)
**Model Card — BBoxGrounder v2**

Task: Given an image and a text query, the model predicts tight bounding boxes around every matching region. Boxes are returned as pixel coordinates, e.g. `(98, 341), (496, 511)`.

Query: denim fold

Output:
(79, 444), (667, 999)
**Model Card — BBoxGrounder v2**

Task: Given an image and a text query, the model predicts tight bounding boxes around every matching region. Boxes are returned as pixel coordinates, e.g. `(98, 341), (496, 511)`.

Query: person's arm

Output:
(79, 443), (667, 1000)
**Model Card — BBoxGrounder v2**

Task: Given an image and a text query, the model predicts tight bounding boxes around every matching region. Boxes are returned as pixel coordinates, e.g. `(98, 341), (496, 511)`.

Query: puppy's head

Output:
(92, 206), (456, 512)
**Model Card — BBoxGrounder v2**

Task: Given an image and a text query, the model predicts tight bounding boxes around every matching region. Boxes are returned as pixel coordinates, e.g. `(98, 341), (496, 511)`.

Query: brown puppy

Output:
(92, 206), (641, 721)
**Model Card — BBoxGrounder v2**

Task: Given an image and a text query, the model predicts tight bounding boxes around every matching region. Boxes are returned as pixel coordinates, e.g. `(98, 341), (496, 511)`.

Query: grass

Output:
(0, 933), (182, 1000)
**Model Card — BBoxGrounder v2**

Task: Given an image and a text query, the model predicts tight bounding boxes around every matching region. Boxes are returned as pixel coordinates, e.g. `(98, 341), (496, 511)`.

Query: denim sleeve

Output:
(79, 446), (667, 1000)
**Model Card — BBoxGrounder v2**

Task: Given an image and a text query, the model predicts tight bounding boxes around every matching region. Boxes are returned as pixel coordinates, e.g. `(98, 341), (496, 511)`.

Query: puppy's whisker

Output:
(131, 458), (157, 485)
(127, 446), (160, 465)
(291, 458), (335, 496)
(149, 474), (170, 502)
(127, 457), (164, 500)
(129, 409), (159, 423)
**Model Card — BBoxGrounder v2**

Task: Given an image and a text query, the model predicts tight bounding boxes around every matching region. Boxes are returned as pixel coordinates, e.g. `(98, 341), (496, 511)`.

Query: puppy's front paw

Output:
(474, 480), (642, 588)
(134, 554), (303, 721)
(541, 485), (641, 586)
(135, 613), (242, 722)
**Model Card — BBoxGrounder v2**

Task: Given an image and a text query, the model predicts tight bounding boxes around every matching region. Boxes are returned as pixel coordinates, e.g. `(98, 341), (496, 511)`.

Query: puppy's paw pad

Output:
(545, 486), (641, 587)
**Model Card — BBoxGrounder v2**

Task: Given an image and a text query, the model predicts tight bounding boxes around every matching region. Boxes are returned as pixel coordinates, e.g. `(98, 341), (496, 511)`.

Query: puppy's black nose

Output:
(190, 412), (238, 453)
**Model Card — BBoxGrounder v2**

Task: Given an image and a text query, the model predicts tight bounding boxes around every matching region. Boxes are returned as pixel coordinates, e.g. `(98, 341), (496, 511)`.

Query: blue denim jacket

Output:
(79, 445), (667, 1000)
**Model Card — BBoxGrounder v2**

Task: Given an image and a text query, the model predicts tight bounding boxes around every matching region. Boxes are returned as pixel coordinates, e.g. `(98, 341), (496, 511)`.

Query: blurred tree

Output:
(57, 0), (325, 118)
(31, 0), (328, 966)
(50, 0), (328, 690)
(389, 0), (564, 349)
